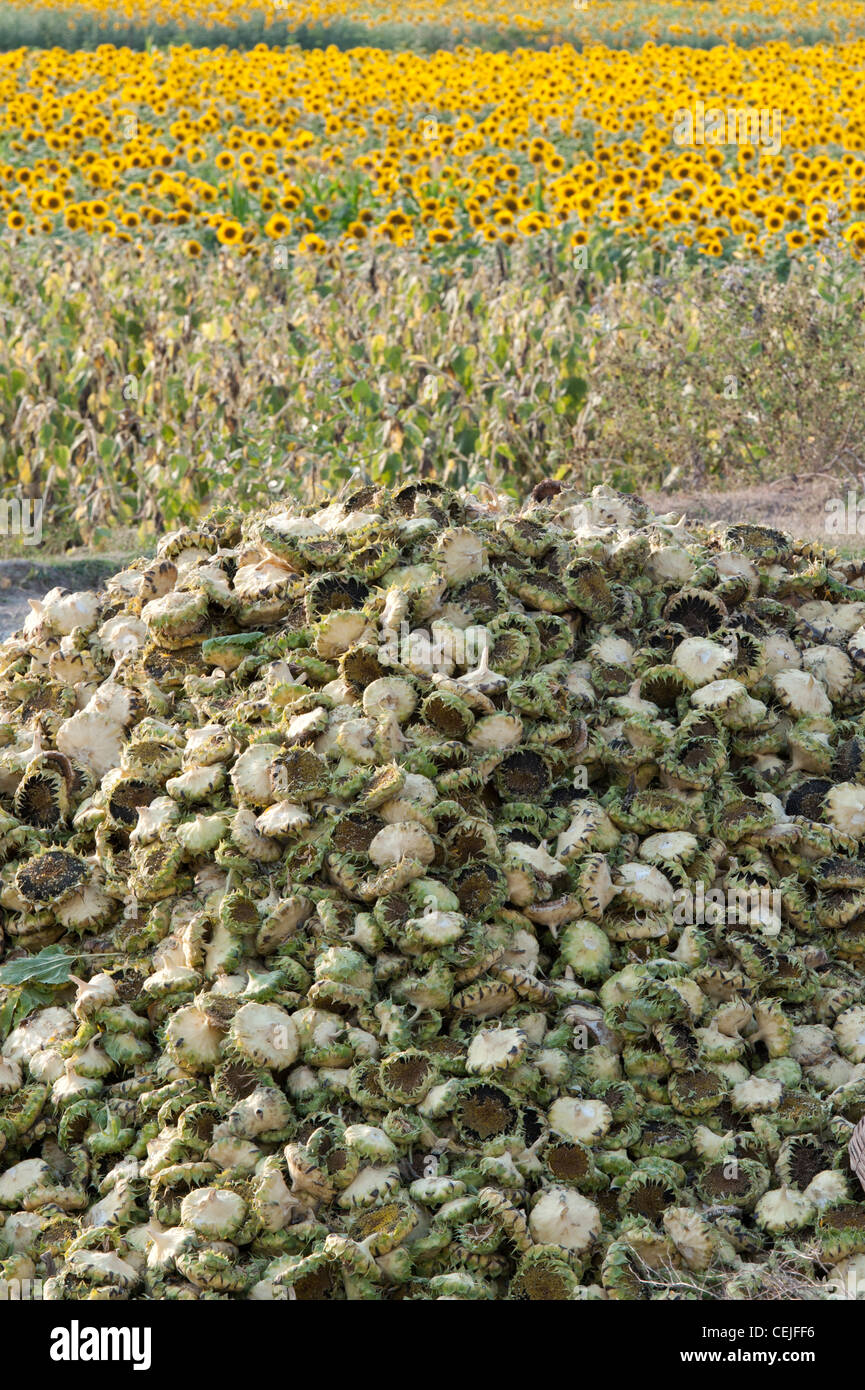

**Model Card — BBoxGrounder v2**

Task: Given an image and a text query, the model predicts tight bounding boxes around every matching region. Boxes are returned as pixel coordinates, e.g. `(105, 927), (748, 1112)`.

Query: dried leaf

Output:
(848, 1116), (865, 1193)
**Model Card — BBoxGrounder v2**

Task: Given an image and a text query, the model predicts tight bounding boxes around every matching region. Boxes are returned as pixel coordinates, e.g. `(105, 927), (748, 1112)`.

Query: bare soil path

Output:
(646, 475), (861, 550)
(0, 555), (135, 641)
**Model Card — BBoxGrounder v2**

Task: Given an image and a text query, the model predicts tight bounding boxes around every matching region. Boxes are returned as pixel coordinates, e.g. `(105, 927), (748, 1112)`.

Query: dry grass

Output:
(2, 236), (864, 546)
(629, 1244), (844, 1301)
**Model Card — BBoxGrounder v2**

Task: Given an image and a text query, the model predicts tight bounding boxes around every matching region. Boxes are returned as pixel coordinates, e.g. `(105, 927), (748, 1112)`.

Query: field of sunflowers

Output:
(1, 0), (865, 539)
(5, 34), (865, 257)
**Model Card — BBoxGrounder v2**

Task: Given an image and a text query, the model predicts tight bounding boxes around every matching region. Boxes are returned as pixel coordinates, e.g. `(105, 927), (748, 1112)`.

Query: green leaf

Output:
(455, 424), (479, 455)
(562, 375), (588, 407)
(0, 981), (60, 1038)
(351, 380), (377, 408)
(14, 985), (57, 1026)
(0, 990), (16, 1041)
(402, 419), (425, 448)
(450, 348), (469, 385)
(0, 944), (75, 988)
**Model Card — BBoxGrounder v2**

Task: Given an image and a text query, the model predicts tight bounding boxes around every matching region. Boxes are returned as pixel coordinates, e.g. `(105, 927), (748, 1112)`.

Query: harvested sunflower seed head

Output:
(1, 484), (864, 1300)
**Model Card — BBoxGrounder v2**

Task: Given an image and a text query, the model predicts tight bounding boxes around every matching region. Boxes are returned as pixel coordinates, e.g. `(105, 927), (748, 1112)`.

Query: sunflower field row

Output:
(0, 0), (862, 54)
(3, 40), (865, 262)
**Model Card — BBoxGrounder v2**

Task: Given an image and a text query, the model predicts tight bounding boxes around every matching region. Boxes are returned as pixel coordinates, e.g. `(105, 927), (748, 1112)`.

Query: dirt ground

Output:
(0, 556), (132, 642)
(645, 474), (862, 551)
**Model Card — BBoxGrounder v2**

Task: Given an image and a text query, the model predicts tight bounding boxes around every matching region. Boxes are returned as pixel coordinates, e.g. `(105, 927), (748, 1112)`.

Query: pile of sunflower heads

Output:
(3, 481), (865, 1302)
